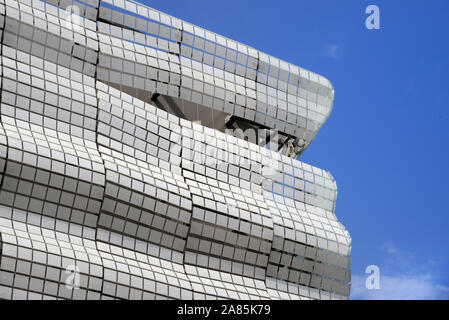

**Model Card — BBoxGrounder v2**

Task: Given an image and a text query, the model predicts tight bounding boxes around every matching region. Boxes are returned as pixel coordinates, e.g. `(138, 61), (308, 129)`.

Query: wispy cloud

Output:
(381, 242), (416, 271)
(351, 242), (449, 299)
(351, 273), (449, 300)
(322, 44), (342, 60)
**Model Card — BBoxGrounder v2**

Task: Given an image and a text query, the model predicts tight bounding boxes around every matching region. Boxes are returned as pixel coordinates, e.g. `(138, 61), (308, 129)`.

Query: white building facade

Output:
(0, 0), (351, 300)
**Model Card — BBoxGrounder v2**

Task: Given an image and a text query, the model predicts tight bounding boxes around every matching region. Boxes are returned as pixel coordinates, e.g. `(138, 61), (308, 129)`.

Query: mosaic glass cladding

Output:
(0, 0), (350, 300)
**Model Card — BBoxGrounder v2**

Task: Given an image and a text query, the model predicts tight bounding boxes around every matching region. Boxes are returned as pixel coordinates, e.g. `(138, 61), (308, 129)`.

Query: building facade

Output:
(0, 0), (351, 299)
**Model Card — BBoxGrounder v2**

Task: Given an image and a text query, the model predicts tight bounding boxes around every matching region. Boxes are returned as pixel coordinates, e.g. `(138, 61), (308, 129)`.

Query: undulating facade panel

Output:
(0, 0), (104, 299)
(95, 83), (194, 299)
(0, 0), (351, 300)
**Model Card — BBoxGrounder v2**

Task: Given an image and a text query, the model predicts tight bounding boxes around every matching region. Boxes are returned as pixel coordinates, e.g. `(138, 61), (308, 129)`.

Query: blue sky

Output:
(138, 0), (449, 299)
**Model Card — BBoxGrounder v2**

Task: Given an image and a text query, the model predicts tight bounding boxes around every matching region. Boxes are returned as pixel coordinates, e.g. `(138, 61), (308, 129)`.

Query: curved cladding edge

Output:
(96, 0), (334, 150)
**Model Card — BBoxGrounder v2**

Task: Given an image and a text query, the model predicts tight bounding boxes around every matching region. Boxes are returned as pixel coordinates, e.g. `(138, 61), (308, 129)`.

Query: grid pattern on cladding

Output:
(141, 0), (330, 131)
(96, 22), (257, 127)
(257, 149), (350, 298)
(98, 3), (252, 119)
(98, 2), (181, 53)
(178, 56), (312, 140)
(0, 0), (6, 187)
(2, 0), (98, 77)
(178, 57), (258, 123)
(0, 47), (104, 228)
(1, 46), (98, 140)
(96, 0), (334, 143)
(262, 192), (350, 298)
(261, 154), (337, 212)
(265, 272), (348, 300)
(0, 122), (6, 187)
(95, 3), (276, 136)
(0, 0), (351, 300)
(255, 53), (333, 139)
(99, 0), (257, 79)
(181, 121), (264, 192)
(0, 206), (103, 300)
(264, 277), (321, 300)
(39, 0), (99, 22)
(184, 207), (272, 280)
(184, 264), (271, 300)
(95, 82), (192, 264)
(180, 120), (274, 280)
(0, 0), (4, 39)
(97, 241), (193, 300)
(96, 23), (181, 97)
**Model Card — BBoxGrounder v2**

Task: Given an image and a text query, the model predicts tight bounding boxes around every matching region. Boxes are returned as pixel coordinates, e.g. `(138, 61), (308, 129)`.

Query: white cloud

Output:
(380, 242), (417, 273)
(322, 44), (342, 60)
(351, 273), (449, 300)
(350, 242), (449, 299)
(383, 242), (398, 254)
